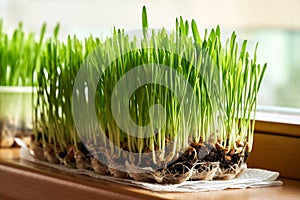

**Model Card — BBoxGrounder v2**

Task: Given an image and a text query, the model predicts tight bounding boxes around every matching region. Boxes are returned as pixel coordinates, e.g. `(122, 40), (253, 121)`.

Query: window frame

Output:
(254, 109), (300, 137)
(248, 108), (300, 180)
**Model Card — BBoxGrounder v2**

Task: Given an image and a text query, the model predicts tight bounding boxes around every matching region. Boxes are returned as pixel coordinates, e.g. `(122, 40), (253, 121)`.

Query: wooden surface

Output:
(0, 149), (300, 200)
(247, 133), (300, 180)
(250, 114), (300, 180)
(255, 120), (300, 137)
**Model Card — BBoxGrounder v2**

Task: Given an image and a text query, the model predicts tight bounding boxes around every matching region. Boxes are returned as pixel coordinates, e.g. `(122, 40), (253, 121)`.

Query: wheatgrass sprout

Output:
(0, 20), (46, 86)
(33, 7), (266, 183)
(34, 26), (83, 160)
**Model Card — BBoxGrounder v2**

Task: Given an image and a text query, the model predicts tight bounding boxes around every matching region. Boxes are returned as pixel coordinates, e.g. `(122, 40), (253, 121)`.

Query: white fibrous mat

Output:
(17, 139), (283, 192)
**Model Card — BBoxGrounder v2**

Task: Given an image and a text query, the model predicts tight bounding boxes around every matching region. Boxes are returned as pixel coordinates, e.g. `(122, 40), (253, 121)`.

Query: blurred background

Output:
(1, 0), (300, 111)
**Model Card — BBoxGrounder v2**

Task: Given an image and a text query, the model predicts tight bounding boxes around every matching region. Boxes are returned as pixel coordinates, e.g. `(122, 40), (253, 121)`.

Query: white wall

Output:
(1, 0), (299, 38)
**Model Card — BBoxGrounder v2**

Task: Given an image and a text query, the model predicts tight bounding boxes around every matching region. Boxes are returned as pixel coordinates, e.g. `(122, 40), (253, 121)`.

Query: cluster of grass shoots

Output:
(34, 7), (266, 167)
(0, 19), (46, 86)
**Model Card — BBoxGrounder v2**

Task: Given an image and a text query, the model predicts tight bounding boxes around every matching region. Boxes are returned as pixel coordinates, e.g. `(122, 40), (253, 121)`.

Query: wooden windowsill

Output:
(245, 110), (300, 180)
(1, 148), (300, 200)
(255, 109), (300, 137)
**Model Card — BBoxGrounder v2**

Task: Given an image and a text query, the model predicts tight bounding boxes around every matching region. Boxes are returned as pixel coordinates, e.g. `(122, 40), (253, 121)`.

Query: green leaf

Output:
(191, 19), (202, 44)
(179, 16), (185, 35)
(142, 6), (148, 29)
(185, 20), (189, 36)
(239, 40), (247, 61)
(53, 23), (60, 39)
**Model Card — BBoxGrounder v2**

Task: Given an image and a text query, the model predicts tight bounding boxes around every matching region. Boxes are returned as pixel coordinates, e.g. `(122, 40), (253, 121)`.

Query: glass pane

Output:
(244, 30), (300, 110)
